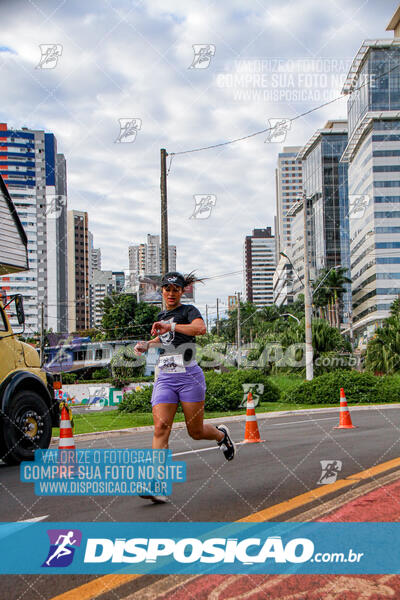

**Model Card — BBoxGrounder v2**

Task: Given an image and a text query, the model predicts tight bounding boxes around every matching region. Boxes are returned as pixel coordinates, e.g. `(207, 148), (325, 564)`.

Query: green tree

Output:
(99, 293), (159, 340)
(312, 267), (351, 328)
(366, 296), (400, 374)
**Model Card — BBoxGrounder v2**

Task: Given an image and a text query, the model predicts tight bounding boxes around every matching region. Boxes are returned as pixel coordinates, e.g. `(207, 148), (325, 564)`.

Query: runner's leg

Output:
(152, 402), (178, 449)
(180, 401), (224, 442)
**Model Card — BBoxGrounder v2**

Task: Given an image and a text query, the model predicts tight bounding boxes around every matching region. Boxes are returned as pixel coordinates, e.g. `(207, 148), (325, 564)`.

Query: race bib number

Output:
(158, 354), (186, 373)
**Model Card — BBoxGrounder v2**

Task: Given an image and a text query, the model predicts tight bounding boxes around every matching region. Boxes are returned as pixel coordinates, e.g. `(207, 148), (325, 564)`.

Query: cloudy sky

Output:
(0, 0), (398, 323)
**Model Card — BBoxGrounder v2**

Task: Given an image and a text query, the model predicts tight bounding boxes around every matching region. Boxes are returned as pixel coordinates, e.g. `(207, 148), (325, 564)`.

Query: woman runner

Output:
(134, 271), (235, 503)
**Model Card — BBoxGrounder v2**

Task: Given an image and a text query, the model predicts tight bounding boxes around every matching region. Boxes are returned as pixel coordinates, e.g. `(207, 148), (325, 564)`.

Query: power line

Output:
(169, 62), (400, 158)
(169, 96), (343, 157)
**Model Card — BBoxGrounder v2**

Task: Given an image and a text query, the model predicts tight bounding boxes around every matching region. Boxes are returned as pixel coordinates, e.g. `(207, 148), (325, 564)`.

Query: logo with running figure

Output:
(115, 118), (142, 143)
(42, 529), (82, 567)
(190, 195), (216, 219)
(188, 44), (216, 69)
(240, 383), (264, 408)
(317, 460), (342, 485)
(265, 118), (291, 143)
(36, 44), (63, 69)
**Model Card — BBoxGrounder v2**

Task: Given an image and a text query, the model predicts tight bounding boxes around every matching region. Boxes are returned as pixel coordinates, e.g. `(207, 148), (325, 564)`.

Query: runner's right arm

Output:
(134, 336), (160, 355)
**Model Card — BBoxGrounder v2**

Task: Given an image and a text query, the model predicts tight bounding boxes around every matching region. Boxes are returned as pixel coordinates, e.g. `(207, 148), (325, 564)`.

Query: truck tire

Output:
(0, 390), (52, 465)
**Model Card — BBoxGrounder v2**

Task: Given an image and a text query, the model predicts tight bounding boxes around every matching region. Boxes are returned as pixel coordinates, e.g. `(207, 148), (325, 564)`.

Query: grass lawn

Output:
(269, 374), (304, 394)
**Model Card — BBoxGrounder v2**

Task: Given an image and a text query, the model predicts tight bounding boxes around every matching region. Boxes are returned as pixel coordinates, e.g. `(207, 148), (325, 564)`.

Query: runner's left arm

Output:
(151, 318), (206, 337)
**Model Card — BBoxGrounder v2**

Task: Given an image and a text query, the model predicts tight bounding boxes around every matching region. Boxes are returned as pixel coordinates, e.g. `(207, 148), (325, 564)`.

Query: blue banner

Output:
(0, 522), (399, 574)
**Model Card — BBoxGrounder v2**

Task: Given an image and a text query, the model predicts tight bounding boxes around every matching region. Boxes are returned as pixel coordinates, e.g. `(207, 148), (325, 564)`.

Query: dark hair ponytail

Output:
(183, 270), (205, 287)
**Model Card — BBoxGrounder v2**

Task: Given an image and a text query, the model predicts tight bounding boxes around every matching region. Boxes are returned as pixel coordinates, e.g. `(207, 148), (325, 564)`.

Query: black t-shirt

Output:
(156, 304), (203, 363)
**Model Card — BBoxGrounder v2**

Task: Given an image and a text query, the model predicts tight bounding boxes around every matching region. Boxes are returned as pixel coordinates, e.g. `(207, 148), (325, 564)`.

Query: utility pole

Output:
(205, 304), (209, 333)
(160, 148), (168, 310)
(303, 194), (313, 380)
(237, 291), (241, 368)
(216, 298), (220, 336)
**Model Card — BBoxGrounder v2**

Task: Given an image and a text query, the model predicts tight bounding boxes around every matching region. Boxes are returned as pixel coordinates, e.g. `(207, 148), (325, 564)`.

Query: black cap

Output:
(161, 272), (186, 288)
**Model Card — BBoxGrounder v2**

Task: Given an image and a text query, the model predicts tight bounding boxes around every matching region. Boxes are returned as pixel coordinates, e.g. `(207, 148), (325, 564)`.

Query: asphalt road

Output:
(1, 405), (400, 599)
(2, 406), (400, 522)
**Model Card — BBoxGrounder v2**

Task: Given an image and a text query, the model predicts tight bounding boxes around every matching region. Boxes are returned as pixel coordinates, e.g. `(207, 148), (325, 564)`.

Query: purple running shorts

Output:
(151, 363), (206, 406)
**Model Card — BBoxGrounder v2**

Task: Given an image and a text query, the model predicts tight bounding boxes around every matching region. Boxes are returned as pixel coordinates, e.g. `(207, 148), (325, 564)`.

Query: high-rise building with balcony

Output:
(275, 146), (303, 257)
(243, 227), (276, 307)
(67, 210), (90, 332)
(273, 147), (303, 305)
(0, 123), (68, 333)
(340, 9), (400, 342)
(91, 269), (113, 327)
(128, 234), (176, 290)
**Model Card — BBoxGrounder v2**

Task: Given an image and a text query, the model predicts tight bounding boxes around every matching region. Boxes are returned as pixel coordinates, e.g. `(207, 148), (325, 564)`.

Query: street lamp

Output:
(280, 313), (300, 324)
(279, 251), (302, 287)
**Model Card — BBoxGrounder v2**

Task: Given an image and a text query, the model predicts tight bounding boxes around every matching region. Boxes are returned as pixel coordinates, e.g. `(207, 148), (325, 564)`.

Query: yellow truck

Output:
(0, 174), (59, 464)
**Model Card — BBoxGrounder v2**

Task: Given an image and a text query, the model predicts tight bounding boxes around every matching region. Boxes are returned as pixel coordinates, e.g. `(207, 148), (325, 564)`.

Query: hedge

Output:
(118, 369), (280, 413)
(204, 369), (279, 411)
(282, 370), (400, 405)
(119, 386), (153, 412)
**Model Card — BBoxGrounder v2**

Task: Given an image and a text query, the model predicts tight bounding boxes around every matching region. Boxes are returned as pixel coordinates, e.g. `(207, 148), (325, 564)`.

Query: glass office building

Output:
(341, 39), (400, 344)
(297, 121), (351, 324)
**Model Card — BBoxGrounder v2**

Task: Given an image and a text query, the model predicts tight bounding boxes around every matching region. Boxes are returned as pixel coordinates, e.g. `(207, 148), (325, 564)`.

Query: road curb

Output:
(51, 403), (400, 443)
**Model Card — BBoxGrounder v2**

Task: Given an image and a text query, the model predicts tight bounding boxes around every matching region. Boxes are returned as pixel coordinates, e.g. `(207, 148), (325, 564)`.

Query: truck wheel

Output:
(0, 390), (52, 465)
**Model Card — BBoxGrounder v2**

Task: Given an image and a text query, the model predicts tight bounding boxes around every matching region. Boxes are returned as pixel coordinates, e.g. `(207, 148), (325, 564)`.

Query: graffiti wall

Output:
(58, 382), (152, 408)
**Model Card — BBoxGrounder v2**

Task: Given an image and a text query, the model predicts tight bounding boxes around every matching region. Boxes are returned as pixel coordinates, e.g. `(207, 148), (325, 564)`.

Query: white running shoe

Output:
(216, 424), (236, 461)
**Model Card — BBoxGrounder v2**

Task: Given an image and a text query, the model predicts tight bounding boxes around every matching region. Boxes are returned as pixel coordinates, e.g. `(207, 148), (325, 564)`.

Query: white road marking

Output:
(172, 417), (337, 457)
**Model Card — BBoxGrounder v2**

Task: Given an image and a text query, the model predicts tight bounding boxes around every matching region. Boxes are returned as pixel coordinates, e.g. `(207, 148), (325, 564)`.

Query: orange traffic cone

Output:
(59, 404), (75, 449)
(334, 388), (356, 429)
(57, 404), (76, 477)
(243, 392), (265, 443)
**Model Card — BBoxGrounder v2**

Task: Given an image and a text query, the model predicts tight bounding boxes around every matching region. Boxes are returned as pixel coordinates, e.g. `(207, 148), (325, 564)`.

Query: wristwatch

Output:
(170, 322), (176, 333)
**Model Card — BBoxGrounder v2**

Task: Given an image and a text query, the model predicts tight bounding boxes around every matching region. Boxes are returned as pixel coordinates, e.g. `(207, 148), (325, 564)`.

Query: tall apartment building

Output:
(0, 123), (68, 333)
(275, 146), (303, 257)
(128, 234), (176, 288)
(112, 271), (125, 293)
(340, 10), (400, 342)
(88, 231), (102, 326)
(287, 195), (314, 299)
(274, 146), (303, 305)
(295, 120), (351, 322)
(88, 231), (101, 278)
(90, 270), (125, 327)
(91, 270), (113, 327)
(91, 248), (101, 271)
(67, 210), (90, 332)
(243, 227), (276, 307)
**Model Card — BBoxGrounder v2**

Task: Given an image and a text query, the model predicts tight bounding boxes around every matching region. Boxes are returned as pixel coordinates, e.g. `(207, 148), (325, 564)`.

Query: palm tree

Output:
(312, 267), (351, 328)
(366, 296), (400, 374)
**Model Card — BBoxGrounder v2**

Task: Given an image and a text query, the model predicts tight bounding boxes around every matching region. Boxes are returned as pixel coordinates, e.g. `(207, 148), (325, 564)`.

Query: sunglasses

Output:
(162, 285), (182, 292)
